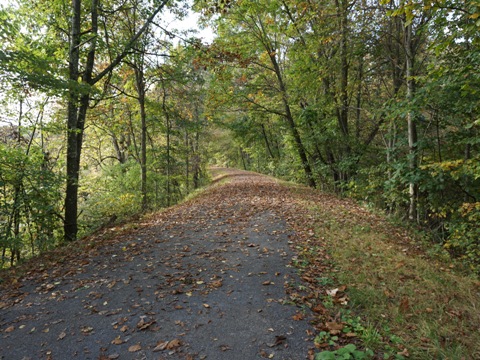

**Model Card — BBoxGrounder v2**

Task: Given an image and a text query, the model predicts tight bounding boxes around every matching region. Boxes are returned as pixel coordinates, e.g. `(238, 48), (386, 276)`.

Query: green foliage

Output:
(445, 202), (480, 272)
(315, 344), (374, 360)
(0, 144), (63, 267)
(79, 160), (142, 231)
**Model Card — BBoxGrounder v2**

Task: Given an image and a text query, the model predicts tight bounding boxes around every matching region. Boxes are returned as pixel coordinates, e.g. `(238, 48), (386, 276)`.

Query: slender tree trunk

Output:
(240, 148), (247, 170)
(185, 130), (190, 193)
(193, 130), (200, 189)
(405, 22), (418, 222)
(337, 0), (349, 139)
(10, 97), (24, 265)
(260, 123), (275, 159)
(336, 0), (350, 185)
(134, 64), (148, 211)
(355, 57), (363, 140)
(269, 53), (316, 187)
(160, 83), (172, 207)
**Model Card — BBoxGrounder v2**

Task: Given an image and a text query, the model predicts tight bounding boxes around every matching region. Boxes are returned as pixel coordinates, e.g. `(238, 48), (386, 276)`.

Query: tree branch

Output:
(91, 0), (169, 85)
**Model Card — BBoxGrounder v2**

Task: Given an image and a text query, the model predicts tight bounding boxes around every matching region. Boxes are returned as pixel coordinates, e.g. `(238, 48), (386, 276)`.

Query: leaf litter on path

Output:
(0, 168), (316, 359)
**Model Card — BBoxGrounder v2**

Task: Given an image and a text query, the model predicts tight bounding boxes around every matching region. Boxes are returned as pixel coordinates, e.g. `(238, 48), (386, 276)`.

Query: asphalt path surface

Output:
(1, 169), (313, 359)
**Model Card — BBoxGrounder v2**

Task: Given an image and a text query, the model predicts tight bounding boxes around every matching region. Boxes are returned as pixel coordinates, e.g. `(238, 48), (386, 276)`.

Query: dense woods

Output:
(0, 0), (479, 272)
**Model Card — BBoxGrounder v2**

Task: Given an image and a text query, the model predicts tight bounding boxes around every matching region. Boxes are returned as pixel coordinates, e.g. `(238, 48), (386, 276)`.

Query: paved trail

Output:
(0, 169), (313, 360)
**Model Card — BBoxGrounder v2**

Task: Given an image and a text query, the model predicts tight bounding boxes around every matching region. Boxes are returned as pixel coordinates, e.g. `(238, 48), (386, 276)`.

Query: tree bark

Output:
(405, 22), (418, 222)
(337, 0), (349, 139)
(134, 59), (148, 211)
(64, 0), (83, 242)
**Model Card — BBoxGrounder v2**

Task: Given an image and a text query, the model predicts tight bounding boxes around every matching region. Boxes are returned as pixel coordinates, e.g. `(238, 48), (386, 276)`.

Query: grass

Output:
(293, 190), (480, 359)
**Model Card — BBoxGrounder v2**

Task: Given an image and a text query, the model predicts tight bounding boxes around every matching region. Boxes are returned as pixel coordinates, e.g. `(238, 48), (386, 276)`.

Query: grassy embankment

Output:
(286, 183), (479, 359)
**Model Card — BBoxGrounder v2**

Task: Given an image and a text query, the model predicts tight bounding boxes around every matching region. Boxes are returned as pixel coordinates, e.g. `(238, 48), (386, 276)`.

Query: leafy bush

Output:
(0, 145), (62, 267)
(445, 202), (480, 272)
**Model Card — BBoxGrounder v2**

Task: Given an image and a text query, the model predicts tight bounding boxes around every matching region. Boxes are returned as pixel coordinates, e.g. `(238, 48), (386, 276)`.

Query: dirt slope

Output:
(0, 169), (314, 360)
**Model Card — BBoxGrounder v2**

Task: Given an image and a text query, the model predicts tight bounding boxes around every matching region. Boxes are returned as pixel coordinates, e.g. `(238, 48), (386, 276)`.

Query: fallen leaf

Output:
(81, 326), (93, 334)
(128, 344), (142, 352)
(210, 280), (223, 288)
(153, 341), (169, 352)
(268, 335), (287, 347)
(399, 297), (410, 313)
(312, 304), (327, 314)
(337, 296), (349, 305)
(292, 313), (305, 321)
(153, 339), (182, 352)
(136, 318), (156, 330)
(5, 326), (14, 333)
(111, 336), (124, 345)
(325, 322), (344, 331)
(326, 288), (339, 296)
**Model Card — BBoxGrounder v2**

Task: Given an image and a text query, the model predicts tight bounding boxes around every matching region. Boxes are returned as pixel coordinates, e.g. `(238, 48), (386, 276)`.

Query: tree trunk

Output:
(260, 123), (275, 159)
(405, 22), (418, 222)
(335, 0), (350, 185)
(63, 0), (168, 241)
(337, 0), (349, 139)
(64, 0), (82, 242)
(185, 129), (190, 193)
(160, 83), (172, 207)
(193, 129), (200, 189)
(135, 63), (148, 211)
(269, 52), (316, 187)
